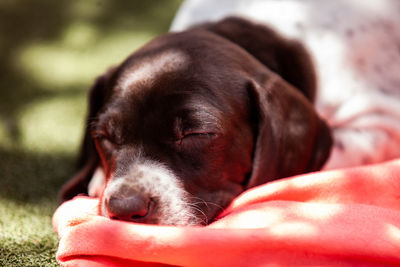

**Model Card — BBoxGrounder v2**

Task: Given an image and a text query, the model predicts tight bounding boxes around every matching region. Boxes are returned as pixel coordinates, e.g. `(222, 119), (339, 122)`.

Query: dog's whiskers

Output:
(186, 196), (228, 225)
(187, 204), (208, 225)
(188, 196), (225, 213)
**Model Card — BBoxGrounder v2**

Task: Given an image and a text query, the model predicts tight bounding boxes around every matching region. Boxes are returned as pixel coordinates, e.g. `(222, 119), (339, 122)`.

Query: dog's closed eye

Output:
(172, 114), (221, 151)
(175, 131), (217, 146)
(93, 135), (116, 155)
(90, 127), (120, 170)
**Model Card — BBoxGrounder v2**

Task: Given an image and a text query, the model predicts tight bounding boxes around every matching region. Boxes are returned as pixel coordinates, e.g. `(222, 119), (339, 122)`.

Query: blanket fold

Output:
(53, 159), (400, 266)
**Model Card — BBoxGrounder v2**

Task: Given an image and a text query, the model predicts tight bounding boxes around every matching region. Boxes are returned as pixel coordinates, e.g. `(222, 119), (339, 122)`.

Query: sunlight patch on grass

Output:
(17, 28), (154, 89)
(19, 94), (86, 154)
(62, 22), (99, 49)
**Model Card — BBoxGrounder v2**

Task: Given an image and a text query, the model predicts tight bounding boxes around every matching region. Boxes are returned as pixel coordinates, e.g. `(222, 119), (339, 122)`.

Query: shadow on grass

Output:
(0, 147), (74, 203)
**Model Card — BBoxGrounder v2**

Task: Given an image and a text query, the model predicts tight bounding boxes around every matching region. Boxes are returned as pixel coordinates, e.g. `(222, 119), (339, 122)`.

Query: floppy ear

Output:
(58, 68), (116, 202)
(196, 16), (317, 102)
(246, 74), (332, 189)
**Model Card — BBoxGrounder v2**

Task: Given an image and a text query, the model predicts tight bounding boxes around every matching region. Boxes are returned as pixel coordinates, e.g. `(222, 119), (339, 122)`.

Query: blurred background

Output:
(0, 0), (182, 265)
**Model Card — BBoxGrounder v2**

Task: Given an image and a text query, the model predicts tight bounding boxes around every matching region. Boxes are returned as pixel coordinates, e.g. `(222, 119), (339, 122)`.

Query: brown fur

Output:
(59, 17), (332, 225)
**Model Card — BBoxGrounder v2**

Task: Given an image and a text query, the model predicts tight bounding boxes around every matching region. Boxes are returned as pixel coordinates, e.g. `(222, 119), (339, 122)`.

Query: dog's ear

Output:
(245, 74), (332, 188)
(58, 68), (116, 202)
(195, 16), (317, 103)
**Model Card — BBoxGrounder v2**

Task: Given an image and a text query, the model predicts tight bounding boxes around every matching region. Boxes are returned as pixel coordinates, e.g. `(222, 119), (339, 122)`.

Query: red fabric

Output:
(53, 159), (400, 266)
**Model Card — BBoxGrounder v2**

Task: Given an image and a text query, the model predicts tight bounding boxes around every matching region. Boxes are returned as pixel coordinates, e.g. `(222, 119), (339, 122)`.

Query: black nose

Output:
(106, 195), (151, 221)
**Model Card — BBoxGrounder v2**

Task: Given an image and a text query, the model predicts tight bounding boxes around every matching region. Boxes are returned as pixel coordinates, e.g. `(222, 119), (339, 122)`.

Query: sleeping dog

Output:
(59, 17), (333, 225)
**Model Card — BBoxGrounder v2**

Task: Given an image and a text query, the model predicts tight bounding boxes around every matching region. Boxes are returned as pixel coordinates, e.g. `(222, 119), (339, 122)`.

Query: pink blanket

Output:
(53, 159), (400, 266)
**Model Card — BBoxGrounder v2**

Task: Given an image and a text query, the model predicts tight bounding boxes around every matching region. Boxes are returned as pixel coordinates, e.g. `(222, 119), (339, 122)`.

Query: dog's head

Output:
(60, 17), (332, 225)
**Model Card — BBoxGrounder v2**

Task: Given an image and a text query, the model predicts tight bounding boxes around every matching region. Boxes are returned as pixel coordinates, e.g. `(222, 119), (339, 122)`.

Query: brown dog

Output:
(59, 17), (332, 225)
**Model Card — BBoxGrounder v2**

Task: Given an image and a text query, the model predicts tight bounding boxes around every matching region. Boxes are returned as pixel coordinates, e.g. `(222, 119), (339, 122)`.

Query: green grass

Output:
(0, 0), (183, 265)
